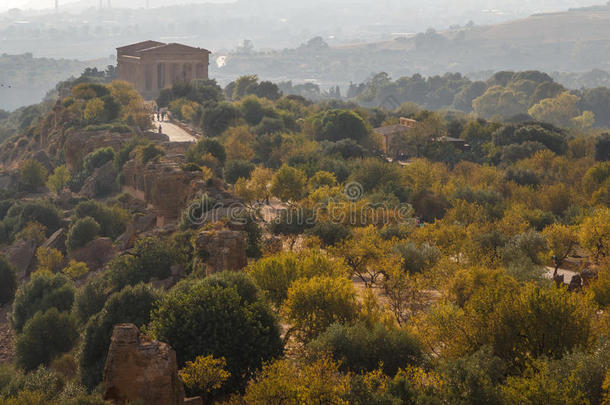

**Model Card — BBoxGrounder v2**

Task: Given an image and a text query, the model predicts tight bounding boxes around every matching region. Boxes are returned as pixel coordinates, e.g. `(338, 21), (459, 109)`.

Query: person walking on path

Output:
(158, 124), (163, 134)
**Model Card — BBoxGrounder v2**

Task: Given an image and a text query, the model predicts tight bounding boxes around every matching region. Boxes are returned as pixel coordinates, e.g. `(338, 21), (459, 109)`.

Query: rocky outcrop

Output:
(103, 324), (184, 405)
(64, 130), (169, 170)
(568, 274), (583, 292)
(195, 228), (247, 275)
(32, 150), (53, 173)
(71, 237), (114, 270)
(6, 239), (37, 279)
(122, 158), (202, 226)
(122, 157), (240, 227)
(41, 228), (66, 255)
(0, 171), (18, 194)
(65, 130), (132, 171)
(162, 141), (193, 156)
(80, 161), (118, 198)
(116, 213), (157, 250)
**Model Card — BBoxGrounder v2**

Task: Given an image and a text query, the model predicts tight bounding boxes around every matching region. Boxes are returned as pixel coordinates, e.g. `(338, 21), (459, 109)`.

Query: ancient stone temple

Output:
(117, 40), (211, 98)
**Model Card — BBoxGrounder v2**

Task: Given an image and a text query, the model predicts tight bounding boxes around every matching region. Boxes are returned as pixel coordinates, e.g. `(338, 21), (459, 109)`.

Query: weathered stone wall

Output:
(103, 323), (184, 405)
(122, 158), (241, 226)
(122, 159), (203, 224)
(194, 228), (247, 275)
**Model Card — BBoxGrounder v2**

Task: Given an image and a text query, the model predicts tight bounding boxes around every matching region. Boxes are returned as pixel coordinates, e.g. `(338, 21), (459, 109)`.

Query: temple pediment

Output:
(136, 43), (211, 56)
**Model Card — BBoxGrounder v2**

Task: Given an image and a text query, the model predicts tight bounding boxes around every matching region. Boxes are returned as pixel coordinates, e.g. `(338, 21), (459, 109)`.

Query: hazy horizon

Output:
(1, 0), (234, 12)
(0, 0), (605, 13)
(3, 0), (610, 110)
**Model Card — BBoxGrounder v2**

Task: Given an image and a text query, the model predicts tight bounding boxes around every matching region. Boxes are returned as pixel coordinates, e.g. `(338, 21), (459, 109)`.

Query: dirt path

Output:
(152, 116), (196, 143)
(544, 266), (577, 284)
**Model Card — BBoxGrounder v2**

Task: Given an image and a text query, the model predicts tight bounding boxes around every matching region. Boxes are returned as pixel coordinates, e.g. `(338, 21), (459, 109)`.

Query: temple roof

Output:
(116, 40), (165, 55)
(117, 41), (211, 57)
(136, 43), (211, 55)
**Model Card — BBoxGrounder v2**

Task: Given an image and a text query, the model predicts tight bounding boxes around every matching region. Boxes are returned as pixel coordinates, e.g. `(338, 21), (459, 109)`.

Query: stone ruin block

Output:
(103, 323), (184, 405)
(194, 228), (247, 275)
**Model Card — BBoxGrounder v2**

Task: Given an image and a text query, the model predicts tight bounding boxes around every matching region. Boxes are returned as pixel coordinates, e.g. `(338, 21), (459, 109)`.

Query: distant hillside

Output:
(0, 53), (113, 110)
(217, 7), (610, 87)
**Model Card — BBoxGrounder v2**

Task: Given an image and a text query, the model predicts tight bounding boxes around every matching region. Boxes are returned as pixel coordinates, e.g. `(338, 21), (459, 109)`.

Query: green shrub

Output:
(20, 160), (48, 191)
(307, 222), (350, 246)
(80, 284), (159, 389)
(308, 109), (369, 142)
(11, 271), (75, 333)
(0, 364), (17, 394)
(66, 217), (100, 252)
(138, 236), (176, 271)
(105, 254), (144, 290)
(186, 138), (226, 165)
(0, 200), (15, 221)
(136, 144), (165, 164)
(309, 321), (422, 375)
(82, 123), (131, 133)
(149, 279), (282, 393)
(437, 348), (506, 405)
(15, 309), (78, 372)
(74, 200), (129, 240)
(3, 366), (65, 400)
(72, 277), (109, 325)
(15, 200), (61, 237)
(82, 147), (116, 173)
(224, 160), (255, 184)
(0, 255), (17, 305)
(394, 242), (441, 273)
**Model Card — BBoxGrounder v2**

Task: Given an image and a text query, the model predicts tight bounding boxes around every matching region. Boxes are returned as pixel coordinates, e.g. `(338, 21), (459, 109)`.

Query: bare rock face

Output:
(195, 228), (247, 275)
(116, 213), (157, 251)
(103, 324), (184, 405)
(64, 130), (169, 170)
(64, 130), (133, 171)
(122, 159), (202, 226)
(41, 228), (67, 255)
(32, 150), (53, 173)
(80, 161), (118, 198)
(71, 237), (114, 270)
(6, 239), (37, 279)
(0, 171), (18, 194)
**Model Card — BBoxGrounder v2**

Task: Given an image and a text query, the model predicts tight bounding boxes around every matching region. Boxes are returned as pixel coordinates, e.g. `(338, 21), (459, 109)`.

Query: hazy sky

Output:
(0, 0), (604, 11)
(0, 0), (233, 12)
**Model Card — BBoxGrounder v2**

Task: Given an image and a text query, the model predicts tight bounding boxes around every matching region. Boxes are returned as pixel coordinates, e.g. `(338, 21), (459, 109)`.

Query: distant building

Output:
(435, 136), (470, 152)
(374, 117), (417, 155)
(117, 40), (211, 99)
(374, 117), (469, 157)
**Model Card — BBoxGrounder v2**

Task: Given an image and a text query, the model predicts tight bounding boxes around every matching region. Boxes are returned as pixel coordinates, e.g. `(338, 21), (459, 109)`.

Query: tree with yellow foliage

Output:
(243, 356), (350, 405)
(179, 355), (230, 401)
(282, 275), (360, 342)
(225, 125), (256, 161)
(83, 98), (105, 123)
(35, 247), (63, 273)
(579, 208), (610, 263)
(542, 223), (578, 276)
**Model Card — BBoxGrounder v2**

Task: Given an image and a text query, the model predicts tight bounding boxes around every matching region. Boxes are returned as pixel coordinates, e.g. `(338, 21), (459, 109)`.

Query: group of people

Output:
(154, 106), (167, 134)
